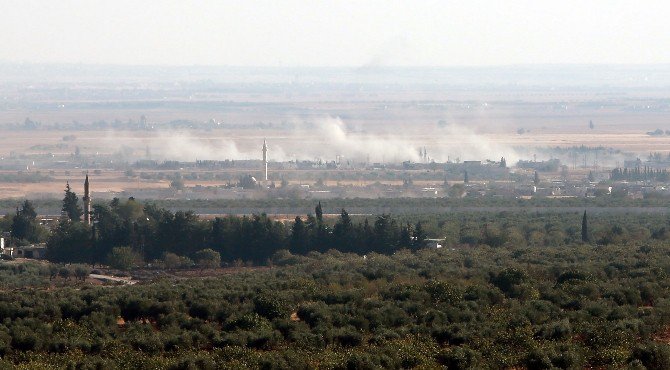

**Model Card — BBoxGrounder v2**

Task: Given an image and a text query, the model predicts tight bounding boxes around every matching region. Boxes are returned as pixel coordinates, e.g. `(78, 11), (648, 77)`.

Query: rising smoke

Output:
(432, 122), (521, 164)
(142, 131), (288, 162)
(107, 116), (520, 165)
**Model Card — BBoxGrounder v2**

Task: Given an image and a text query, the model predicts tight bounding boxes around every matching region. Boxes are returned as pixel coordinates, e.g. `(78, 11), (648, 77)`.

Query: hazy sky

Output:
(1, 0), (669, 66)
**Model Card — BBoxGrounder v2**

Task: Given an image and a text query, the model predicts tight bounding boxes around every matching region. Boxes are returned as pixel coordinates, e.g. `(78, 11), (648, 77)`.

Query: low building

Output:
(13, 244), (47, 259)
(425, 239), (443, 249)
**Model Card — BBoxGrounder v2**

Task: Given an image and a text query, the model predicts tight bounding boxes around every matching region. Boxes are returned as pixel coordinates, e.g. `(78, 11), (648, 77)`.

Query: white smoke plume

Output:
(284, 116), (519, 164)
(101, 130), (288, 162)
(100, 116), (520, 165)
(143, 131), (287, 161)
(432, 122), (521, 164)
(285, 116), (422, 163)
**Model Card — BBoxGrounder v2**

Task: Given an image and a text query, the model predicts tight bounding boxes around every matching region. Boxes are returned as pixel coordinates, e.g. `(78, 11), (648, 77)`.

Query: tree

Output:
(58, 267), (71, 280)
(19, 200), (36, 220)
(162, 252), (194, 269)
(254, 294), (288, 320)
(533, 171), (540, 186)
(116, 198), (144, 221)
(588, 171), (595, 182)
(315, 202), (323, 223)
(235, 214), (287, 263)
(148, 210), (209, 259)
(399, 223), (412, 249)
(491, 267), (528, 293)
(107, 247), (142, 270)
(290, 216), (309, 254)
(62, 182), (82, 222)
(413, 221), (427, 249)
(89, 203), (125, 264)
(47, 221), (93, 263)
(194, 248), (221, 269)
(107, 246), (141, 270)
(11, 200), (42, 242)
(633, 343), (670, 370)
(581, 211), (589, 243)
(372, 215), (398, 253)
(500, 157), (507, 168)
(313, 202), (329, 251)
(333, 209), (355, 252)
(73, 265), (90, 281)
(170, 179), (185, 191)
(361, 218), (374, 252)
(464, 170), (469, 184)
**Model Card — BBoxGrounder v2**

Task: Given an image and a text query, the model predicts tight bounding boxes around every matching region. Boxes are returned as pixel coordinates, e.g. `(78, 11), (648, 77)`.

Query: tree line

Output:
(610, 167), (670, 182)
(46, 195), (430, 266)
(5, 184), (670, 268)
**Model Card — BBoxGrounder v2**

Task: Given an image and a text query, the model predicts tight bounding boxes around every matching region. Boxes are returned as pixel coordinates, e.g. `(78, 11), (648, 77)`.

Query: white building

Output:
(425, 239), (443, 249)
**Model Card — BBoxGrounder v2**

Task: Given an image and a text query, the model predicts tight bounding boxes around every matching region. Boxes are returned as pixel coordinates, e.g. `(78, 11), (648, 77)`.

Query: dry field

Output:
(1, 82), (670, 199)
(0, 128), (666, 199)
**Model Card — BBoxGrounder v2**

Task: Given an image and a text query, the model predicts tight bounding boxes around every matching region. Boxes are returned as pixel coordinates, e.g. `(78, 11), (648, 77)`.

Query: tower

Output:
(262, 139), (268, 181)
(83, 174), (91, 225)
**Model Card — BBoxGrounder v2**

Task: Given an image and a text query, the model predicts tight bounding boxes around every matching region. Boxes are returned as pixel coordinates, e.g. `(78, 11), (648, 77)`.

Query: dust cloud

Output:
(103, 116), (520, 165)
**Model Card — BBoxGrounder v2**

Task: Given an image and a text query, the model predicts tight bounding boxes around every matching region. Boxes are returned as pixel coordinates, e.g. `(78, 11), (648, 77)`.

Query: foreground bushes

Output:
(2, 244), (670, 368)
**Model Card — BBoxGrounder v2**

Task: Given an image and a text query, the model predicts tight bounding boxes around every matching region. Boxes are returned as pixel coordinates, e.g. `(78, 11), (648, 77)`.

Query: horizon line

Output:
(2, 61), (670, 69)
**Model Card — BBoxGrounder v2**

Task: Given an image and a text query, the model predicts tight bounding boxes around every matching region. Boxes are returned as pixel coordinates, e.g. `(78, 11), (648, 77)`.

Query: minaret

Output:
(262, 139), (268, 181)
(83, 174), (91, 225)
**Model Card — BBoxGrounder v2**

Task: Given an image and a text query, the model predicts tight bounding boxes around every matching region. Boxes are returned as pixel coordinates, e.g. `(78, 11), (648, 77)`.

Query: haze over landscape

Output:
(3, 2), (670, 369)
(2, 0), (670, 66)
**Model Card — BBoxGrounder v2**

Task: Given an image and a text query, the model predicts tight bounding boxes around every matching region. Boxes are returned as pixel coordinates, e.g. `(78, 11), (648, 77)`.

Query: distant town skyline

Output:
(1, 0), (669, 67)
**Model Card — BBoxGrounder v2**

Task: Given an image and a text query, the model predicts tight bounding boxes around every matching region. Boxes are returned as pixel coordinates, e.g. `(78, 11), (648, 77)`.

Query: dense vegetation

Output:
(4, 192), (670, 368)
(610, 167), (670, 182)
(1, 245), (670, 368)
(3, 195), (670, 216)
(6, 194), (670, 268)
